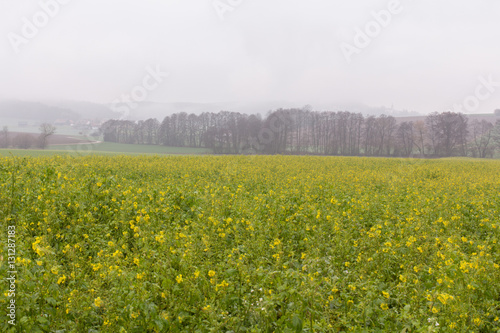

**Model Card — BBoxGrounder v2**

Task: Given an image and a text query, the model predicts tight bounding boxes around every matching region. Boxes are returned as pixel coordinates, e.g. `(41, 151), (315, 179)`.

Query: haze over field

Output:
(2, 3), (500, 329)
(1, 0), (500, 119)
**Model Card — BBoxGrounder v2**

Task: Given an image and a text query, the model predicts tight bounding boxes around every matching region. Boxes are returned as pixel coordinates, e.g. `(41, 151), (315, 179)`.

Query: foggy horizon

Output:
(2, 0), (500, 116)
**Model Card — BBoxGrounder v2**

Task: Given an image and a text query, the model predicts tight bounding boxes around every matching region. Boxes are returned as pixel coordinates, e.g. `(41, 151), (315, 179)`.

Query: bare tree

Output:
(143, 118), (160, 145)
(491, 120), (500, 155)
(413, 120), (426, 157)
(13, 133), (35, 149)
(425, 112), (467, 156)
(373, 115), (396, 156)
(396, 121), (414, 157)
(362, 116), (376, 155)
(38, 123), (56, 149)
(0, 126), (9, 148)
(470, 119), (494, 158)
(425, 112), (440, 155)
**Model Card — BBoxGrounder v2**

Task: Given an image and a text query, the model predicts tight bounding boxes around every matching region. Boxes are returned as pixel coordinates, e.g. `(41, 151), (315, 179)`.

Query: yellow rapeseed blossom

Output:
(94, 297), (103, 307)
(57, 275), (66, 285)
(3, 155), (500, 331)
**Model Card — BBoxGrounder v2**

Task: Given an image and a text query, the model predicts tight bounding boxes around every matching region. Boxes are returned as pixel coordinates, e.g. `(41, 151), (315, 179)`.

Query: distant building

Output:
(495, 109), (500, 116)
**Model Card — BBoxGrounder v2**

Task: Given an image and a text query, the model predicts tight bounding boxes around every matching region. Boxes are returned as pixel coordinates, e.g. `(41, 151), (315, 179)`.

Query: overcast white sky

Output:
(1, 0), (500, 114)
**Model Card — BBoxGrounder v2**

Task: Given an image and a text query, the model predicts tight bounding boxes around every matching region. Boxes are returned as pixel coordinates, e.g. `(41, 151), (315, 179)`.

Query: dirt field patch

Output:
(2, 132), (96, 145)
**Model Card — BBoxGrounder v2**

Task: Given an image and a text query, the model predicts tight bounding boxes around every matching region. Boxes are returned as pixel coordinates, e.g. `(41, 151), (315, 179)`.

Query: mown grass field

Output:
(0, 155), (499, 332)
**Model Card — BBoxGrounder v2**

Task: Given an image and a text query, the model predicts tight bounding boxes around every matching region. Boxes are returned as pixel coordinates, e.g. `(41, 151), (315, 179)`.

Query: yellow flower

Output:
(431, 306), (438, 314)
(208, 270), (216, 277)
(57, 275), (66, 285)
(176, 274), (183, 284)
(382, 291), (390, 299)
(94, 297), (103, 307)
(194, 270), (200, 278)
(32, 237), (46, 256)
(380, 303), (389, 310)
(215, 280), (229, 291)
(437, 293), (453, 305)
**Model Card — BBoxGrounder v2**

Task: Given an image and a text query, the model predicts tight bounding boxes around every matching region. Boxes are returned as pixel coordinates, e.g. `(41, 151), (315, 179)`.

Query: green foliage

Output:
(0, 155), (499, 331)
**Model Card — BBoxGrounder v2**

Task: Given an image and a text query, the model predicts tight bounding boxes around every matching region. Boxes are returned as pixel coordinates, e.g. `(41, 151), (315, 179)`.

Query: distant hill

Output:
(0, 100), (80, 122)
(16, 99), (500, 124)
(0, 100), (120, 122)
(45, 100), (120, 120)
(106, 101), (422, 120)
(395, 113), (500, 124)
(107, 101), (225, 120)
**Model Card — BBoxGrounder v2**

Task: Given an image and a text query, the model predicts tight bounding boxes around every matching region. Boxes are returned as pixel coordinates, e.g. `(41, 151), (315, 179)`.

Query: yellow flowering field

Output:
(1, 155), (499, 332)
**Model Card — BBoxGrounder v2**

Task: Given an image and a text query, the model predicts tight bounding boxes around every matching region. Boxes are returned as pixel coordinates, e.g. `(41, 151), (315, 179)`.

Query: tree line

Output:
(100, 109), (500, 158)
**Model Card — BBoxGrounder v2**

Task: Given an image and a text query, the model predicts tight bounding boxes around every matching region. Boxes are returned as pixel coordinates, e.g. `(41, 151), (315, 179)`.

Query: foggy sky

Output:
(1, 0), (500, 114)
